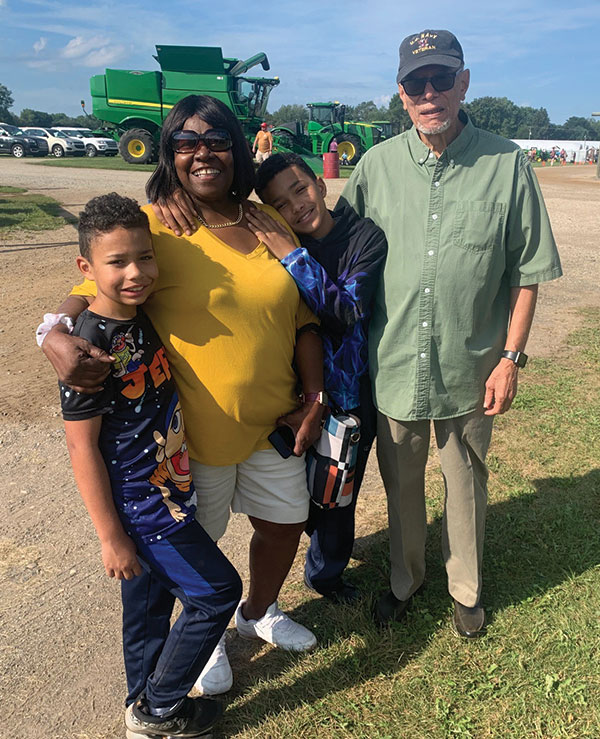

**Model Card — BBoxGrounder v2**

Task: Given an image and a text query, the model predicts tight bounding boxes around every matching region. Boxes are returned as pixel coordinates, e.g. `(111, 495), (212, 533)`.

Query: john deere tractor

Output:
(272, 102), (382, 164)
(89, 45), (319, 169)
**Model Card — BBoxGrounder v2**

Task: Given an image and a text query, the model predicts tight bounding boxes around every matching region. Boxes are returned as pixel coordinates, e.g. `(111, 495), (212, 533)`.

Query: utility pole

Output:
(592, 113), (600, 178)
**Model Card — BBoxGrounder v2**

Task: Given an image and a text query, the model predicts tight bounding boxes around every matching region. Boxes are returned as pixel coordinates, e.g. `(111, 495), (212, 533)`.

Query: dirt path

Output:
(0, 160), (598, 738)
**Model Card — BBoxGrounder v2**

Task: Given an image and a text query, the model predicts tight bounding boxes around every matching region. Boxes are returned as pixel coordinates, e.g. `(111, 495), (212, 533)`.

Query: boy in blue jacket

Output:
(248, 153), (387, 603)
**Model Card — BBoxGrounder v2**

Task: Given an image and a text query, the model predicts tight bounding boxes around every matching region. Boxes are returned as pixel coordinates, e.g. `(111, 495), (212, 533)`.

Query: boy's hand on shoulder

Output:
(101, 531), (142, 580)
(246, 206), (297, 260)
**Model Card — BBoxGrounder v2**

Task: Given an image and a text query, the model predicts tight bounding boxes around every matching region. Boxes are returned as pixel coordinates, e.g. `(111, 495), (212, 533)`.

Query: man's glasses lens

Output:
(171, 129), (232, 153)
(402, 73), (457, 96)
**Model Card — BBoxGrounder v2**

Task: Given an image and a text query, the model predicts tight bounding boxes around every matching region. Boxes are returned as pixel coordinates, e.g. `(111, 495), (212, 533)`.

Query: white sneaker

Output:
(193, 634), (233, 695)
(235, 600), (317, 652)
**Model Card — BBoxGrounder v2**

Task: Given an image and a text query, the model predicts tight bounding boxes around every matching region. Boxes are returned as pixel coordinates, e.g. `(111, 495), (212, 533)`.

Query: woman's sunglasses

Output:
(401, 72), (458, 97)
(170, 129), (233, 154)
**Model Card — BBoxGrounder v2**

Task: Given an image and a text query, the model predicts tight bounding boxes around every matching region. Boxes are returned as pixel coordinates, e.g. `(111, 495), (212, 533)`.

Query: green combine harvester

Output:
(89, 45), (322, 170)
(272, 102), (384, 164)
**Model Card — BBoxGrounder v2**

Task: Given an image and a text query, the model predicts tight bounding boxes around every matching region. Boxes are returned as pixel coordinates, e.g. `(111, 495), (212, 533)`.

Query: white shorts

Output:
(190, 449), (309, 541)
(255, 150), (271, 163)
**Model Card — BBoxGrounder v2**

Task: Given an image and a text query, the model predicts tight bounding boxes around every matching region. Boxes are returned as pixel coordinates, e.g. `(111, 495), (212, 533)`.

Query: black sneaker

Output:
(125, 693), (222, 738)
(304, 574), (359, 604)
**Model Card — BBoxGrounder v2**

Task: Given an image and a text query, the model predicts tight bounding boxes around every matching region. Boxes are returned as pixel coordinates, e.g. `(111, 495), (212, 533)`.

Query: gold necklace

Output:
(197, 203), (243, 229)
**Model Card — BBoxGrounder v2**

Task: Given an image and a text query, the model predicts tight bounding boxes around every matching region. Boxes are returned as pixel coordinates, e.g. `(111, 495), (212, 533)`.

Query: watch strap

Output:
(501, 350), (528, 368)
(300, 391), (328, 406)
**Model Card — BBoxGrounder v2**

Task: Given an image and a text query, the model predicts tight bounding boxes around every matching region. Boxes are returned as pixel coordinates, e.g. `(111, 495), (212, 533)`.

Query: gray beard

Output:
(416, 118), (452, 135)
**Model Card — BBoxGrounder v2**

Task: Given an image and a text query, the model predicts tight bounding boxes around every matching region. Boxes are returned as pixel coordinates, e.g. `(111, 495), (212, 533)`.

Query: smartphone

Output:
(268, 425), (296, 459)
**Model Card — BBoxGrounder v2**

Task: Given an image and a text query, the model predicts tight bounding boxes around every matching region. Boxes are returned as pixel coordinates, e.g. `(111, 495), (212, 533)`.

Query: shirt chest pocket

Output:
(453, 201), (506, 252)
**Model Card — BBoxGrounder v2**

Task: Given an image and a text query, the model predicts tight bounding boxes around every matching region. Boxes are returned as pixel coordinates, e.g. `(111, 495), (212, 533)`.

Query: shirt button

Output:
(428, 152), (434, 159)
(424, 288), (431, 294)
(420, 352), (426, 358)
(432, 214), (438, 220)
(428, 250), (434, 256)
(419, 158), (424, 163)
(450, 159), (455, 165)
(422, 321), (428, 327)
(434, 181), (440, 187)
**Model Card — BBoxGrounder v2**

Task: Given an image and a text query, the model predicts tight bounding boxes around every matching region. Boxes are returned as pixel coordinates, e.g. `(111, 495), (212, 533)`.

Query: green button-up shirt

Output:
(338, 113), (562, 421)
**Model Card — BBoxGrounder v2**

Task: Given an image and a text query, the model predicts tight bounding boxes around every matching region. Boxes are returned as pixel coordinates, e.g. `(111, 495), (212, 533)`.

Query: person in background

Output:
(253, 122), (273, 163)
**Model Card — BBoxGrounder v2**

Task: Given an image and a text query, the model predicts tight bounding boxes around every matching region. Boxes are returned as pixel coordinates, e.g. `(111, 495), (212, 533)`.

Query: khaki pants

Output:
(376, 410), (494, 607)
(255, 150), (271, 163)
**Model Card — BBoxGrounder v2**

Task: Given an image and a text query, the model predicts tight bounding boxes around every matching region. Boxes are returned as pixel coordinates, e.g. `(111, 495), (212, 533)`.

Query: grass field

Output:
(223, 309), (600, 738)
(0, 190), (76, 233)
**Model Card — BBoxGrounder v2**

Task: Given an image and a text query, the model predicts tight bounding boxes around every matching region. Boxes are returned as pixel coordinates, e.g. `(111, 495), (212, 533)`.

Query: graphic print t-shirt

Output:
(60, 308), (196, 543)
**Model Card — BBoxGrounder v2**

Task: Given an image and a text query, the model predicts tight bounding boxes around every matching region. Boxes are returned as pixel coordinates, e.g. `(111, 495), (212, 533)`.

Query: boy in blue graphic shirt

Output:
(58, 193), (241, 738)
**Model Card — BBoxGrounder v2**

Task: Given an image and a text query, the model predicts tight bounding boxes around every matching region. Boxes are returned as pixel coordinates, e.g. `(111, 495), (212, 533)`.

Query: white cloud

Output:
(83, 45), (126, 67)
(33, 37), (47, 53)
(374, 94), (393, 107)
(61, 35), (110, 60)
(59, 34), (125, 68)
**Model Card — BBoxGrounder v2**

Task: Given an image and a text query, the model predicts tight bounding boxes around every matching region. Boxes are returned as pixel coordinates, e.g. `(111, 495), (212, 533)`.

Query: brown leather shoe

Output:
(453, 600), (486, 638)
(373, 587), (422, 627)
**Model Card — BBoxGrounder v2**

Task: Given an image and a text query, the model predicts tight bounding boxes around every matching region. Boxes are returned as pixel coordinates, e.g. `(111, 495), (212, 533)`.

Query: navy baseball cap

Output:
(397, 29), (464, 84)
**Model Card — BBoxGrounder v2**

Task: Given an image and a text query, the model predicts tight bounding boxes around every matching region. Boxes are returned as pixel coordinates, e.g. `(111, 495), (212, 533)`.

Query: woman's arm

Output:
(279, 329), (325, 456)
(41, 295), (114, 393)
(64, 417), (142, 580)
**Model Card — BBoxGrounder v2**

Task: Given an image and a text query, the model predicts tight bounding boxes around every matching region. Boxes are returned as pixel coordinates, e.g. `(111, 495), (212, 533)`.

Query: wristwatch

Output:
(501, 350), (528, 368)
(300, 391), (328, 406)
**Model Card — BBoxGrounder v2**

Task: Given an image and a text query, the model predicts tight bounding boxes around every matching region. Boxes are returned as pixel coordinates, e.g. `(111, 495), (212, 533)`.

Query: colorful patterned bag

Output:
(306, 409), (361, 509)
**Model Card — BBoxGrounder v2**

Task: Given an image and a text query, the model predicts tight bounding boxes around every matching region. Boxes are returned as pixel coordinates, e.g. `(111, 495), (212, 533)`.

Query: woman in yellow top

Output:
(42, 95), (325, 698)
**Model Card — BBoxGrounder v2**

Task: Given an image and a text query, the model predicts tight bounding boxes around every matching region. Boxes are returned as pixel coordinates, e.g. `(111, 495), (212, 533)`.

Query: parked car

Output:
(20, 127), (85, 157)
(0, 123), (50, 157)
(52, 127), (118, 157)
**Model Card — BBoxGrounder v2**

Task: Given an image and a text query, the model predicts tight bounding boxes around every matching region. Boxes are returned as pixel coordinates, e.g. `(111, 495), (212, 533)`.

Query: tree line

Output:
(0, 83), (101, 129)
(266, 96), (600, 141)
(2, 80), (598, 141)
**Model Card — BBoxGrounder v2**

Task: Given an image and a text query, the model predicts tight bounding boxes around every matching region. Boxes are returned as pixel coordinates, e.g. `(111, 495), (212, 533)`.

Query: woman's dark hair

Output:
(146, 95), (255, 203)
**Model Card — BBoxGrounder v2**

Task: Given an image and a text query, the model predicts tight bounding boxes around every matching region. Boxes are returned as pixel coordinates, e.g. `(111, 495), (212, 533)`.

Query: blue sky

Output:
(1, 0), (599, 125)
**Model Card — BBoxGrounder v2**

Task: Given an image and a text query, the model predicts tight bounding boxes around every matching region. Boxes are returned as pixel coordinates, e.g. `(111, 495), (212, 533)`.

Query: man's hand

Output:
(483, 358), (519, 415)
(100, 532), (142, 580)
(278, 402), (325, 456)
(43, 327), (114, 393)
(246, 206), (297, 260)
(151, 188), (198, 237)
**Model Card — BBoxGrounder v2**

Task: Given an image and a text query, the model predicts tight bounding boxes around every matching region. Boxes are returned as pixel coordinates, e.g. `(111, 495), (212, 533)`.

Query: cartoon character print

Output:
(149, 397), (191, 522)
(111, 331), (144, 378)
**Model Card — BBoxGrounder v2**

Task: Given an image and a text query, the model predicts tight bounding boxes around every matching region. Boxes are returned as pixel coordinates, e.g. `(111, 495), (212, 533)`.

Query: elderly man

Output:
(339, 29), (562, 637)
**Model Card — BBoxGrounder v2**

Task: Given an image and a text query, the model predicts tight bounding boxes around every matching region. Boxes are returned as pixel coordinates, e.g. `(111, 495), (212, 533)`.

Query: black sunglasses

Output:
(401, 72), (458, 97)
(170, 128), (233, 154)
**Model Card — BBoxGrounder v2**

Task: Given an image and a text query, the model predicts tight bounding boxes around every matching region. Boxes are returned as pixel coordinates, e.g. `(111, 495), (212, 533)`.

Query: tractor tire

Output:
(52, 144), (65, 158)
(85, 145), (97, 158)
(119, 129), (156, 165)
(11, 143), (25, 158)
(334, 134), (362, 165)
(272, 130), (295, 150)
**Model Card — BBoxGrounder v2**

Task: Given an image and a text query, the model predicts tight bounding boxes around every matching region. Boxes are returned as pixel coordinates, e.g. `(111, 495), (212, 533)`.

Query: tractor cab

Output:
(306, 102), (345, 132)
(235, 77), (278, 121)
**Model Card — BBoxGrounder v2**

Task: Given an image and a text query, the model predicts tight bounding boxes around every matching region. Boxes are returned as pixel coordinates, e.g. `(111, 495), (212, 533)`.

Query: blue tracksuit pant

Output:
(121, 519), (242, 707)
